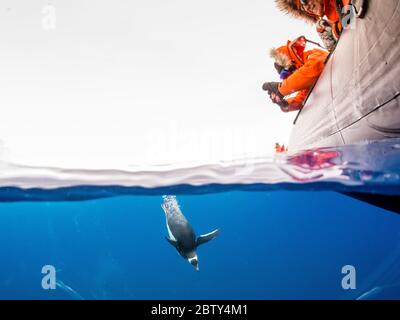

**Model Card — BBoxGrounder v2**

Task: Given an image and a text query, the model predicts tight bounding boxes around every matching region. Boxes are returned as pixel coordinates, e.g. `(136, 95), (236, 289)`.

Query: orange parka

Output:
(275, 0), (352, 39)
(321, 0), (351, 36)
(271, 37), (329, 111)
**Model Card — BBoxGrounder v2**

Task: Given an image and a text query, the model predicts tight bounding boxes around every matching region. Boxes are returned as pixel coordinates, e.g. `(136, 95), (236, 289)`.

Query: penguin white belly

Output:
(166, 218), (177, 241)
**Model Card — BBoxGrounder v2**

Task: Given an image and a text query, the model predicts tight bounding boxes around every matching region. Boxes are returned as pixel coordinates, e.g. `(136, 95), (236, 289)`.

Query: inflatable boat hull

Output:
(289, 0), (400, 153)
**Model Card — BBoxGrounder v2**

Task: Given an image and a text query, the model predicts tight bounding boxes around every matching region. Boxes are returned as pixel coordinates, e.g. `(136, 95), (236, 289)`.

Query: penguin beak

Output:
(189, 258), (199, 271)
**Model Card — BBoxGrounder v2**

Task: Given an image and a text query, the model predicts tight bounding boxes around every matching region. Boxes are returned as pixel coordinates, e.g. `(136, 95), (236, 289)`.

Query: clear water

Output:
(0, 138), (400, 300)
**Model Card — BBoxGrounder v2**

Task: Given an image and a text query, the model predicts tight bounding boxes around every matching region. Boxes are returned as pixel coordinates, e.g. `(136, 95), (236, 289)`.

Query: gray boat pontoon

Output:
(288, 0), (400, 153)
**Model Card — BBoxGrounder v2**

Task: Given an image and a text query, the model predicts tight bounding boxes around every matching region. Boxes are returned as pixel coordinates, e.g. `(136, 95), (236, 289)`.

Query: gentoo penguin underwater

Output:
(161, 195), (219, 271)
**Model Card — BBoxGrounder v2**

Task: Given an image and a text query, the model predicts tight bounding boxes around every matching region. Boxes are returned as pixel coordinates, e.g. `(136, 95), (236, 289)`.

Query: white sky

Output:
(0, 1), (315, 169)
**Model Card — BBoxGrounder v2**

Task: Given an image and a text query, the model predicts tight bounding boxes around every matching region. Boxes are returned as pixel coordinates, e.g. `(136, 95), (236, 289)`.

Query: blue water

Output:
(0, 139), (400, 300)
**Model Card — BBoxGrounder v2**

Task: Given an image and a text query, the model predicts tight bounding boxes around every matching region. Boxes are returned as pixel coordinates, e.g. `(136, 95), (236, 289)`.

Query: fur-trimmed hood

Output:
(270, 36), (308, 69)
(274, 0), (319, 24)
(270, 47), (293, 69)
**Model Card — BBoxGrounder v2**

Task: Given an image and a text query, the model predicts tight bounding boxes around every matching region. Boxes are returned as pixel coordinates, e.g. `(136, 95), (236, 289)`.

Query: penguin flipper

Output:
(165, 236), (179, 248)
(196, 229), (220, 247)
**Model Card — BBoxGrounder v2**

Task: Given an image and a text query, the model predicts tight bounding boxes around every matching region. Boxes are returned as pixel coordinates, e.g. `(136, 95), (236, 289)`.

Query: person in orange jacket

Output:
(274, 0), (352, 51)
(275, 143), (288, 154)
(262, 36), (329, 112)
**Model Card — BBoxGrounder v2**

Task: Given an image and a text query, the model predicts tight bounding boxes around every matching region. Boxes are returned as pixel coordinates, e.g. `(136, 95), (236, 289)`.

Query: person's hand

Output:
(263, 82), (288, 111)
(271, 94), (289, 112)
(316, 19), (338, 52)
(270, 92), (281, 103)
